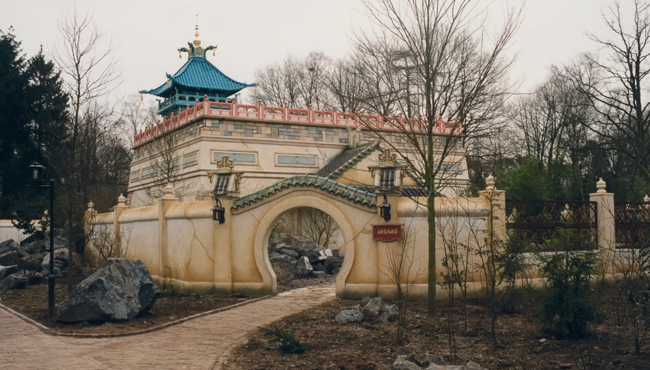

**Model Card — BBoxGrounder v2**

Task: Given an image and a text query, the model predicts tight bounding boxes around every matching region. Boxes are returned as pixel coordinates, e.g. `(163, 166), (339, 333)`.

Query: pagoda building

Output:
(128, 24), (469, 209)
(140, 23), (255, 117)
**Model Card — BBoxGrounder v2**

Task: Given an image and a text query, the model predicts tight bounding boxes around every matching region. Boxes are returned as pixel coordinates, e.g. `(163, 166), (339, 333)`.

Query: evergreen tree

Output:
(26, 46), (69, 179)
(0, 28), (31, 216)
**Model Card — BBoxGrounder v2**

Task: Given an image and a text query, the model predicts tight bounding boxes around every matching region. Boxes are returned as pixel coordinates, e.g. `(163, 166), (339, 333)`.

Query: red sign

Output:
(373, 225), (403, 241)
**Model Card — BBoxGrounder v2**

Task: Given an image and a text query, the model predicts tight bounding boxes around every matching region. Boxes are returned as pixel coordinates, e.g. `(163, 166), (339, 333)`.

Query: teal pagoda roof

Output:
(140, 22), (255, 103)
(140, 57), (255, 98)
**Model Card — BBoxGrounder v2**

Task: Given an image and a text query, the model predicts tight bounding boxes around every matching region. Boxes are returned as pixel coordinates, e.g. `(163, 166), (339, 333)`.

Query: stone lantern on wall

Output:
(369, 149), (407, 223)
(207, 156), (242, 224)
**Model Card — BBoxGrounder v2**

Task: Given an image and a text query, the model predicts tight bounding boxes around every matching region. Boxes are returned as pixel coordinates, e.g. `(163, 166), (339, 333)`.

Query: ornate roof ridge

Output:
(231, 174), (377, 209)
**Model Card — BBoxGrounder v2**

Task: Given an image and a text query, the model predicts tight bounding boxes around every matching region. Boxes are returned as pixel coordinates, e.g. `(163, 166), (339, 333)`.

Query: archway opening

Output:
(267, 207), (345, 292)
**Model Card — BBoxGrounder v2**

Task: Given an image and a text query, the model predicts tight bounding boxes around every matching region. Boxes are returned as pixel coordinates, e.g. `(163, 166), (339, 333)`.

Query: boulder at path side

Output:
(0, 273), (28, 291)
(56, 258), (158, 323)
(335, 306), (364, 324)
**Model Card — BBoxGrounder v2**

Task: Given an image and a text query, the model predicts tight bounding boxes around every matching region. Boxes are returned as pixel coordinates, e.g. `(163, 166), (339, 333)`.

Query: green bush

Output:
(539, 228), (598, 339)
(496, 232), (532, 313)
(262, 325), (310, 354)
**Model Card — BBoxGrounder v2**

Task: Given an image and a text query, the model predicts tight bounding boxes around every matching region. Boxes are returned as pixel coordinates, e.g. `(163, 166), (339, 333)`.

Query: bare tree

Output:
(382, 226), (424, 344)
(355, 0), (521, 315)
(117, 94), (158, 147)
(252, 52), (333, 109)
(564, 0), (650, 181)
(52, 8), (121, 291)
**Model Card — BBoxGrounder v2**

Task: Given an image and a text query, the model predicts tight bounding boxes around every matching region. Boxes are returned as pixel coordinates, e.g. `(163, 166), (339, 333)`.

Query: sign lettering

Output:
(372, 225), (403, 241)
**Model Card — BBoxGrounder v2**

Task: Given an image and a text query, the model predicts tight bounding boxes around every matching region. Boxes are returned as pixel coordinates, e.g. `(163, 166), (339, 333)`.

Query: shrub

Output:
(496, 232), (532, 313)
(262, 325), (310, 354)
(539, 228), (598, 339)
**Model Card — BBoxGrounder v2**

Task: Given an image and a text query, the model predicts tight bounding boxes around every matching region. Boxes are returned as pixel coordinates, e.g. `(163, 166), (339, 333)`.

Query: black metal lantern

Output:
(29, 162), (46, 184)
(212, 198), (225, 224)
(379, 194), (391, 222)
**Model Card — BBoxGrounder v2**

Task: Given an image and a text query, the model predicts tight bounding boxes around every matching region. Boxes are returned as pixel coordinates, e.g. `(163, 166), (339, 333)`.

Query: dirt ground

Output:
(224, 287), (650, 370)
(0, 279), (249, 335)
(278, 274), (337, 293)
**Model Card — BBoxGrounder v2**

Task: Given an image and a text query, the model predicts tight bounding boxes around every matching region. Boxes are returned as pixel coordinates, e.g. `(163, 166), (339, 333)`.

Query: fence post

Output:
(479, 174), (507, 245)
(159, 184), (179, 290)
(590, 178), (616, 277)
(84, 201), (97, 254)
(113, 195), (129, 257)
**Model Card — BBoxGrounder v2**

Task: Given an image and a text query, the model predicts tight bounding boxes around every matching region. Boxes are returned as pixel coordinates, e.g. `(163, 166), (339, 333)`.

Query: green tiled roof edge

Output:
(232, 174), (377, 209)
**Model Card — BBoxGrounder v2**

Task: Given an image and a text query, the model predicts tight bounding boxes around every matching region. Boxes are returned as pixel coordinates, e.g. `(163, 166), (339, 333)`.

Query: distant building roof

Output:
(141, 57), (255, 98)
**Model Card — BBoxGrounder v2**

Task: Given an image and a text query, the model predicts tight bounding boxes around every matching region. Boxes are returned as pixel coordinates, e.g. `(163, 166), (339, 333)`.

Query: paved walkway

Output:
(0, 285), (335, 370)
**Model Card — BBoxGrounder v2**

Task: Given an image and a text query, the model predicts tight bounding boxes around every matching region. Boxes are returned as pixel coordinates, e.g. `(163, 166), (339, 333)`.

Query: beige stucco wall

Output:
(85, 182), (502, 301)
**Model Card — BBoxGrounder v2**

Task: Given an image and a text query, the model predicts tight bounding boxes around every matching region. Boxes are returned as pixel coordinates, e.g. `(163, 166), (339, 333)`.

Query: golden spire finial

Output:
(193, 15), (201, 47)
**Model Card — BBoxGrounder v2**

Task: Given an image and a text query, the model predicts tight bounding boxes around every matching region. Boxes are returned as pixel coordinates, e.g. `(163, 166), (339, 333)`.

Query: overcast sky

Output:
(1, 0), (619, 107)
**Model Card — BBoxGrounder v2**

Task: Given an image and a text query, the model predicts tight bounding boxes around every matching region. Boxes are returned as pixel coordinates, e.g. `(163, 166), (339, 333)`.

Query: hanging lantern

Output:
(379, 194), (391, 222)
(212, 198), (225, 224)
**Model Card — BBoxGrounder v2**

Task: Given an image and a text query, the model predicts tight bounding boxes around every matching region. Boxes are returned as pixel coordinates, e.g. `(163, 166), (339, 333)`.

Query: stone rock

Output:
(417, 354), (445, 367)
(331, 249), (340, 258)
(274, 243), (287, 251)
(295, 256), (313, 277)
(310, 270), (327, 278)
(44, 235), (69, 250)
(0, 265), (19, 281)
(0, 251), (20, 266)
(465, 360), (487, 370)
(312, 262), (327, 272)
(41, 267), (62, 278)
(42, 248), (69, 271)
(22, 241), (38, 255)
(268, 241), (277, 250)
(335, 306), (364, 324)
(28, 272), (45, 285)
(269, 253), (296, 283)
(362, 297), (383, 319)
(56, 258), (158, 323)
(425, 365), (447, 370)
(380, 304), (400, 323)
(298, 248), (322, 263)
(361, 296), (372, 307)
(318, 249), (333, 261)
(280, 248), (300, 259)
(0, 273), (28, 291)
(391, 356), (422, 370)
(324, 256), (343, 273)
(268, 251), (283, 259)
(331, 267), (341, 275)
(21, 254), (43, 271)
(0, 239), (19, 255)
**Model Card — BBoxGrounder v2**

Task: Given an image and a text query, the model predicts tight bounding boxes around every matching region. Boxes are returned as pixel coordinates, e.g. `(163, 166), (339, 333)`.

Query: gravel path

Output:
(0, 285), (336, 370)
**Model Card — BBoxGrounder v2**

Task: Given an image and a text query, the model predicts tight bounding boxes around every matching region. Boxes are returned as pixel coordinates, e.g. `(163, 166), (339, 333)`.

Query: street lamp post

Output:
(28, 162), (56, 316)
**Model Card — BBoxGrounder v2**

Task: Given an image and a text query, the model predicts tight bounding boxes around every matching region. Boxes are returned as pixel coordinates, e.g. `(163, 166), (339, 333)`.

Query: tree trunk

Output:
(427, 194), (437, 316)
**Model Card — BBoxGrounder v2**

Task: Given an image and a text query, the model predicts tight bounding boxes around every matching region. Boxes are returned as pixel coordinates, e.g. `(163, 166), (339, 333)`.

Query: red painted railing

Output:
(133, 95), (461, 147)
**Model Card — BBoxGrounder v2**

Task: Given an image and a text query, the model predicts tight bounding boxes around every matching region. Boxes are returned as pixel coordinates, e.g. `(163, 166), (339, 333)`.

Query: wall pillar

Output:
(590, 178), (616, 277)
(478, 174), (507, 245)
(113, 195), (129, 256)
(213, 197), (234, 295)
(159, 184), (179, 286)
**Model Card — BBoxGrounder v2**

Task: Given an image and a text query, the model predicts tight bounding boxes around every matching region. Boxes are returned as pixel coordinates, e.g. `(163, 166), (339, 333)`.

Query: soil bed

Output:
(0, 279), (250, 335)
(224, 289), (650, 370)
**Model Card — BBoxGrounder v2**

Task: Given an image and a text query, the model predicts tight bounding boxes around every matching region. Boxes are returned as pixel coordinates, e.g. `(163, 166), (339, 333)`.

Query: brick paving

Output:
(0, 285), (335, 370)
